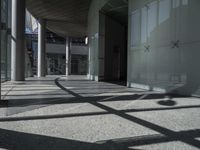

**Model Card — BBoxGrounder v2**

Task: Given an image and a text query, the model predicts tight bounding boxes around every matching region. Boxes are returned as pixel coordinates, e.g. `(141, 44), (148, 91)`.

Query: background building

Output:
(1, 0), (200, 97)
(25, 11), (89, 76)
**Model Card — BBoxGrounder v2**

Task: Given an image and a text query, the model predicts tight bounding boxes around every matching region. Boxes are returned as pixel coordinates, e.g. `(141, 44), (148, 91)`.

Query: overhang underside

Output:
(26, 0), (92, 37)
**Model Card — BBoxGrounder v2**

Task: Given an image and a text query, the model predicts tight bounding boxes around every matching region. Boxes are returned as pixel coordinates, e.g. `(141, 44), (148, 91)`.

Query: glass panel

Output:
(141, 7), (147, 44)
(147, 1), (158, 42)
(1, 0), (11, 82)
(1, 30), (7, 82)
(131, 9), (140, 48)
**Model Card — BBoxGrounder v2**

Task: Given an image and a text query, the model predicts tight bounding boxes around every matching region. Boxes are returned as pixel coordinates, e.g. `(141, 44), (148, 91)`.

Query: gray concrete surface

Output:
(0, 75), (200, 150)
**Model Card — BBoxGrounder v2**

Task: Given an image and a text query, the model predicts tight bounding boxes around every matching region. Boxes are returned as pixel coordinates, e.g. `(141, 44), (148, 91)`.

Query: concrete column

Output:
(66, 37), (71, 76)
(11, 0), (25, 81)
(37, 19), (46, 77)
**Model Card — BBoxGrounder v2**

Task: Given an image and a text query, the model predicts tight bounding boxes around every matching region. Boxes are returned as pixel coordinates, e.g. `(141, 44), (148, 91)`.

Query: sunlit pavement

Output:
(0, 75), (200, 150)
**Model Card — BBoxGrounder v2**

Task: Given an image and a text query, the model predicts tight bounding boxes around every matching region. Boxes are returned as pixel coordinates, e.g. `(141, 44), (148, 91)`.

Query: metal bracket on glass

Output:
(171, 40), (180, 48)
(144, 45), (150, 52)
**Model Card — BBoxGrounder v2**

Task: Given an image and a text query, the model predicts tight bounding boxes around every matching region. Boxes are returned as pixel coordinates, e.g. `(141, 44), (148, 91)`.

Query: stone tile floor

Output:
(0, 75), (200, 150)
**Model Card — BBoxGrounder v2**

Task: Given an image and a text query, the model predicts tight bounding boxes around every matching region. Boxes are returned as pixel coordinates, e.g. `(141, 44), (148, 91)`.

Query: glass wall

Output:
(1, 0), (11, 82)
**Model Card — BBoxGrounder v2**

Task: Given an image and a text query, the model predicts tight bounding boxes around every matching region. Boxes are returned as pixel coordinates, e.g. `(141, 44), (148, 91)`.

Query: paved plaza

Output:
(0, 76), (200, 150)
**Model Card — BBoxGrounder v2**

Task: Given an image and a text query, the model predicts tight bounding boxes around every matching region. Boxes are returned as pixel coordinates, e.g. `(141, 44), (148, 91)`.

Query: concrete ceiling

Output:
(101, 0), (128, 24)
(26, 0), (92, 37)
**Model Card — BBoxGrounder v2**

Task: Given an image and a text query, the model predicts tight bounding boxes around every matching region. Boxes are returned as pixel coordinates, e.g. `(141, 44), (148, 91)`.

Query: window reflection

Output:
(159, 0), (171, 25)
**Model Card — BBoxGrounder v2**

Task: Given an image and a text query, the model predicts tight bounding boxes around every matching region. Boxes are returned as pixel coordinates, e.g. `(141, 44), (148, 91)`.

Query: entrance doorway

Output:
(99, 0), (128, 85)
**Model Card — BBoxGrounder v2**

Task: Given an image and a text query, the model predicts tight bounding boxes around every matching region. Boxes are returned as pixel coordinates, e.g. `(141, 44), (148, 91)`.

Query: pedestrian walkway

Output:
(0, 76), (200, 150)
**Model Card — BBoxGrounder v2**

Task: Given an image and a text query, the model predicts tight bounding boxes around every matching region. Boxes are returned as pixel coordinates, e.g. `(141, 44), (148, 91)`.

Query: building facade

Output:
(1, 0), (200, 97)
(87, 0), (200, 96)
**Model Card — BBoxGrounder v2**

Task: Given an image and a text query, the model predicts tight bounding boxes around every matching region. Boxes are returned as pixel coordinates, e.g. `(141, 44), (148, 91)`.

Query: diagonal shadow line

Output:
(96, 129), (200, 147)
(55, 78), (200, 149)
(91, 101), (200, 148)
(4, 93), (70, 96)
(4, 79), (195, 117)
(0, 94), (148, 107)
(55, 78), (82, 98)
(0, 104), (200, 122)
(123, 105), (200, 113)
(4, 93), (200, 109)
(0, 111), (108, 122)
(0, 128), (136, 150)
(1, 87), (133, 92)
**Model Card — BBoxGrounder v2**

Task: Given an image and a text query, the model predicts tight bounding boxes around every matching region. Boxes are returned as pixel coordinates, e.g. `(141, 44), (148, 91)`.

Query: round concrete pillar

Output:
(66, 37), (71, 76)
(37, 19), (46, 77)
(11, 0), (26, 81)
